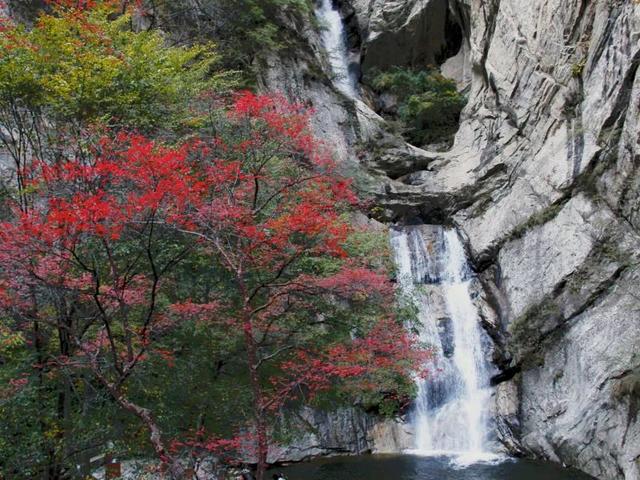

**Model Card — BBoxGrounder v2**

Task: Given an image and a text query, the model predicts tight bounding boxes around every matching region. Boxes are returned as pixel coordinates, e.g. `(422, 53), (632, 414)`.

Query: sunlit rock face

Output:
(253, 0), (640, 478)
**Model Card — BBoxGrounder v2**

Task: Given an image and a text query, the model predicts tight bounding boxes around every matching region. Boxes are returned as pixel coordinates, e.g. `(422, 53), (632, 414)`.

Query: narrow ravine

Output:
(310, 1), (638, 479)
(391, 226), (498, 466)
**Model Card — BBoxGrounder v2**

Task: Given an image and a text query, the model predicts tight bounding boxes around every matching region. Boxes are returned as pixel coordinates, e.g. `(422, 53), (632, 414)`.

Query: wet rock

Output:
(493, 379), (524, 455)
(369, 419), (413, 453)
(269, 407), (374, 463)
(437, 317), (455, 358)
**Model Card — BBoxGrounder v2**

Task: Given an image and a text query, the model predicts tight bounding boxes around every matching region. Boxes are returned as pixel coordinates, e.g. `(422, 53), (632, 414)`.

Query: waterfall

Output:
(315, 0), (358, 98)
(391, 226), (498, 466)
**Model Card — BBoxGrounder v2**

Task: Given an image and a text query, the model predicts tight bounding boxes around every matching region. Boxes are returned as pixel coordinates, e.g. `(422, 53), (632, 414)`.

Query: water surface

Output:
(271, 454), (596, 480)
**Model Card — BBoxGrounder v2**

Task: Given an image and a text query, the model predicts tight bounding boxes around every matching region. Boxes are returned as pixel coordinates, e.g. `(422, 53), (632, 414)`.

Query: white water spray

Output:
(391, 226), (499, 466)
(315, 0), (358, 97)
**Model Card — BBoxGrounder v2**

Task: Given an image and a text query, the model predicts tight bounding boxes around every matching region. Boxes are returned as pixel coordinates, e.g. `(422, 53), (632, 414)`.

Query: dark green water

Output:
(270, 454), (596, 480)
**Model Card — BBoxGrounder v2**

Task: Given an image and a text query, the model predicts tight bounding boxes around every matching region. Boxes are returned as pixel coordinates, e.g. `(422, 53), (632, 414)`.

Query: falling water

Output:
(391, 226), (497, 465)
(315, 0), (358, 97)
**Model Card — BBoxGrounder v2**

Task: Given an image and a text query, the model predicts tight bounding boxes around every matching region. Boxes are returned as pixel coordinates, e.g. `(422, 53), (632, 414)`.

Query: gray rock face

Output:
(257, 0), (640, 478)
(493, 379), (523, 455)
(351, 1), (640, 478)
(5, 0), (45, 24)
(352, 0), (453, 73)
(366, 0), (638, 245)
(269, 408), (375, 463)
(498, 194), (611, 320)
(519, 269), (640, 480)
(268, 406), (412, 463)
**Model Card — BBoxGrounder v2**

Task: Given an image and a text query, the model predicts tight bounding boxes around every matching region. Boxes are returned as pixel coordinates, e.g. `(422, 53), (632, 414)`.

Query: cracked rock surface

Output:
(258, 1), (640, 478)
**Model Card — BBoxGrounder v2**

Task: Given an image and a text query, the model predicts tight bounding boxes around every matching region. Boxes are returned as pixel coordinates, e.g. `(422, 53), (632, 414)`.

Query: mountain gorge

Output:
(1, 1), (639, 479)
(257, 1), (640, 478)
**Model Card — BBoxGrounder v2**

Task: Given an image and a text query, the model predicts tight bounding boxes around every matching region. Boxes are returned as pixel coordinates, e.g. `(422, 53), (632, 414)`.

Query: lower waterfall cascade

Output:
(391, 226), (501, 466)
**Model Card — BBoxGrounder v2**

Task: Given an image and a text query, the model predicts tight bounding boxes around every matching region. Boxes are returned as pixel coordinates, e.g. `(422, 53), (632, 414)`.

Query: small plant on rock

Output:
(369, 66), (467, 148)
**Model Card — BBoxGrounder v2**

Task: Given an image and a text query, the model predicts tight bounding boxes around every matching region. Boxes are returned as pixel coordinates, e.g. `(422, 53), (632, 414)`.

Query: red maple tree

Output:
(167, 92), (425, 479)
(0, 92), (425, 479)
(0, 132), (200, 469)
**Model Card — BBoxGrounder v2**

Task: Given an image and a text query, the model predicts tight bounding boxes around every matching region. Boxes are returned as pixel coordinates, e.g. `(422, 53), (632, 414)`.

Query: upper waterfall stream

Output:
(391, 226), (499, 466)
(315, 0), (358, 98)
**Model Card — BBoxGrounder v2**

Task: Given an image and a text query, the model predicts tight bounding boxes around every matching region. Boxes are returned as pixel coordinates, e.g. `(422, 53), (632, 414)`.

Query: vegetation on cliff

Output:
(369, 67), (467, 148)
(131, 0), (314, 75)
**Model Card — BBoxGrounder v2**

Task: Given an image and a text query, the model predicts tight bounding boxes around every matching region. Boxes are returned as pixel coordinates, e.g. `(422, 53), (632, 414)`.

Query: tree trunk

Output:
(243, 314), (268, 480)
(114, 394), (187, 479)
(90, 365), (176, 477)
(32, 318), (60, 480)
(113, 394), (169, 463)
(56, 316), (72, 477)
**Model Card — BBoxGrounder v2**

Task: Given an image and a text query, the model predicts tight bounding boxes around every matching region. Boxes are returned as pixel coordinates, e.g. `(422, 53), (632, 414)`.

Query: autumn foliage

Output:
(0, 2), (428, 479)
(165, 93), (426, 478)
(0, 69), (424, 480)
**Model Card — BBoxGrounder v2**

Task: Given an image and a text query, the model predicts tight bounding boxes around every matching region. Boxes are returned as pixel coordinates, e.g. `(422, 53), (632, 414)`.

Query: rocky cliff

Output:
(6, 0), (636, 477)
(259, 1), (640, 478)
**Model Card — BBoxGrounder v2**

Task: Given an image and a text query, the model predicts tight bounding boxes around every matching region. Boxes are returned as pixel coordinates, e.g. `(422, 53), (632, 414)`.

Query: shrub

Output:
(370, 67), (466, 147)
(571, 59), (586, 78)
